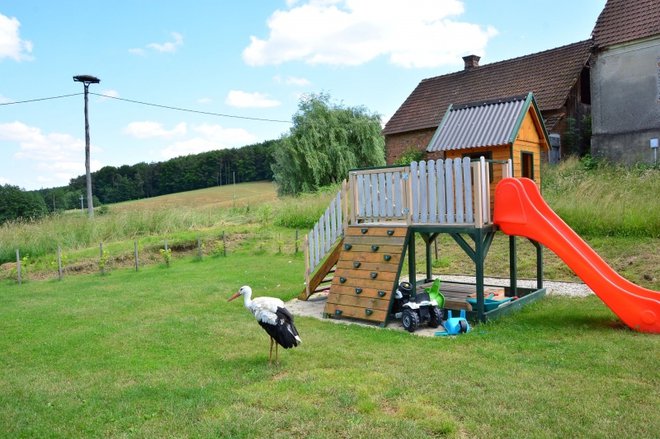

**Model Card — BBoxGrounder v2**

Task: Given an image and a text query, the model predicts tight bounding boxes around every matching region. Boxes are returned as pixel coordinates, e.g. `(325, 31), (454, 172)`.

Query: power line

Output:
(0, 93), (83, 106)
(90, 92), (293, 124)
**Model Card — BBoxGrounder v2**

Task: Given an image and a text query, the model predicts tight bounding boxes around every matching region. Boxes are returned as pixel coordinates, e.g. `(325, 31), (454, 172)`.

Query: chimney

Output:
(462, 55), (480, 70)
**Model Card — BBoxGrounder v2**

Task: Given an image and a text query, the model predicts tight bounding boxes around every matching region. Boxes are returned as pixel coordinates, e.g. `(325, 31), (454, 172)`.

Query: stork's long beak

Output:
(227, 291), (241, 302)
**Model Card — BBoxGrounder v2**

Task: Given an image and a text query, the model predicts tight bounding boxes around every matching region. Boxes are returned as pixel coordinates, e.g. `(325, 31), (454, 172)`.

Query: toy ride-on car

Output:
(392, 281), (443, 333)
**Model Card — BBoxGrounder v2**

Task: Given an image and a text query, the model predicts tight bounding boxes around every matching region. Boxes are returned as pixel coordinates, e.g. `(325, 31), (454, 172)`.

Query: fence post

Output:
(57, 245), (63, 280)
(99, 242), (105, 275)
(295, 229), (299, 254)
(222, 232), (227, 257)
(16, 249), (21, 285)
(197, 236), (203, 260)
(304, 234), (310, 299)
(134, 240), (139, 271)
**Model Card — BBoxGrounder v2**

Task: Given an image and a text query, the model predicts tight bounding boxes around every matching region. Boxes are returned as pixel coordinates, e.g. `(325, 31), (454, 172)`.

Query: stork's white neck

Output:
(241, 290), (253, 308)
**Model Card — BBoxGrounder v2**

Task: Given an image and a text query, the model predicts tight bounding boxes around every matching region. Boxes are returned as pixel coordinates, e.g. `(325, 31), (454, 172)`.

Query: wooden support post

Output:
(509, 236), (518, 297)
(222, 232), (227, 257)
(57, 246), (63, 280)
(528, 239), (544, 290)
(197, 236), (203, 259)
(99, 242), (105, 275)
(134, 240), (139, 271)
(16, 249), (21, 285)
(295, 229), (299, 254)
(425, 235), (432, 282)
(475, 229), (485, 322)
(408, 231), (416, 299)
(304, 234), (310, 299)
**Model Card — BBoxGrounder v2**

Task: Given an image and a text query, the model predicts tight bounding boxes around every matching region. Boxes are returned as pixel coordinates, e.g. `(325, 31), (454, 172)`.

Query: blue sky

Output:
(1, 0), (606, 190)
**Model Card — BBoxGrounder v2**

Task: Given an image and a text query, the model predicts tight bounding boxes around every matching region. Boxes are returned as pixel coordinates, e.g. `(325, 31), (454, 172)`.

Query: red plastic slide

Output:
(494, 177), (659, 333)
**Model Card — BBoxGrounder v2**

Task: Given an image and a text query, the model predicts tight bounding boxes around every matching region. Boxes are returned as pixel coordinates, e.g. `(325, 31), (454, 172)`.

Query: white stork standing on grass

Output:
(228, 285), (301, 364)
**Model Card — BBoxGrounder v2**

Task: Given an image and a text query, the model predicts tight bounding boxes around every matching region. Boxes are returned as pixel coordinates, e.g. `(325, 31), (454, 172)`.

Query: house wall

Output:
(591, 36), (660, 164)
(512, 112), (544, 187)
(384, 128), (436, 164)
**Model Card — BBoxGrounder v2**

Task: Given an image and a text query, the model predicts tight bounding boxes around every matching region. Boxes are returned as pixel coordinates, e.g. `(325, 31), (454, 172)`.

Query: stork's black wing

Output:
(258, 306), (301, 349)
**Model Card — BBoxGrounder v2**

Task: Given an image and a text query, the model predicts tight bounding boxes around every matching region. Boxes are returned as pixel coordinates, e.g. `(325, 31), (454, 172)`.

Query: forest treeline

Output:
(1, 140), (276, 223)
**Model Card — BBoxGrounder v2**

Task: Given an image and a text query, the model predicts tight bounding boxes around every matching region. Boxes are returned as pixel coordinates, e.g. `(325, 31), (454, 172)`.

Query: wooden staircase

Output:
(324, 226), (408, 324)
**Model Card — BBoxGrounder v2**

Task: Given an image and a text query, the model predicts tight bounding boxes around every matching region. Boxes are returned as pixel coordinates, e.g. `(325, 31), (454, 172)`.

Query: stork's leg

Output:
(269, 337), (274, 364)
(275, 342), (279, 365)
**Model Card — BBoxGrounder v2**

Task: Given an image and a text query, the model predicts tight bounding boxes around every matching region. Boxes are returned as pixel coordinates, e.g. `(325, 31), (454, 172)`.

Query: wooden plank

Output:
(410, 161), (419, 223)
(329, 196), (337, 243)
(329, 285), (393, 299)
(340, 244), (405, 254)
(336, 260), (399, 273)
(437, 159), (446, 223)
(445, 159), (454, 224)
(358, 174), (367, 218)
(419, 160), (428, 223)
(346, 226), (407, 237)
(384, 172), (394, 218)
(343, 235), (406, 246)
(463, 157), (473, 223)
(323, 209), (331, 253)
(324, 303), (387, 323)
(331, 276), (393, 291)
(393, 172), (403, 217)
(326, 293), (390, 311)
(334, 268), (398, 282)
(378, 172), (387, 217)
(370, 174), (379, 220)
(427, 160), (437, 223)
(339, 252), (402, 265)
(454, 158), (464, 223)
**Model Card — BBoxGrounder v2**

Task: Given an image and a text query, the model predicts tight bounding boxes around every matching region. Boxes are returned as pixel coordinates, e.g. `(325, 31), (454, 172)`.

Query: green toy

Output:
(425, 278), (445, 308)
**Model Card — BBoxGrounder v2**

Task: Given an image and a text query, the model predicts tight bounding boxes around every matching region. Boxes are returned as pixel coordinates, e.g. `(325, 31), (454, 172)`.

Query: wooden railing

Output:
(304, 158), (512, 278)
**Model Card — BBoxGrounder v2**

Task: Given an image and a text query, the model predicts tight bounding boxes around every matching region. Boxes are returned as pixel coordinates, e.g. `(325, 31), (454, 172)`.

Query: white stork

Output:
(227, 285), (301, 364)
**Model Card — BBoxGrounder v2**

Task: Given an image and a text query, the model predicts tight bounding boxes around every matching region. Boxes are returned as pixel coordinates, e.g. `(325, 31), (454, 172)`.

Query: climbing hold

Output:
(355, 288), (363, 294)
(339, 277), (346, 283)
(335, 309), (343, 316)
(371, 245), (379, 251)
(383, 255), (392, 261)
(370, 272), (378, 279)
(353, 261), (361, 268)
(361, 228), (368, 234)
(377, 290), (386, 297)
(365, 309), (373, 316)
(344, 243), (352, 250)
(387, 229), (394, 236)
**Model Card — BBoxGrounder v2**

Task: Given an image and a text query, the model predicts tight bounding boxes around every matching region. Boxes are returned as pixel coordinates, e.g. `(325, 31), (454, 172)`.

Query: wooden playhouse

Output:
(301, 93), (550, 327)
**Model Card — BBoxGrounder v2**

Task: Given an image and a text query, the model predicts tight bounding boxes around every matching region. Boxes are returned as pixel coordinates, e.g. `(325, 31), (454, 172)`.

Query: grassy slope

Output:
(1, 255), (658, 438)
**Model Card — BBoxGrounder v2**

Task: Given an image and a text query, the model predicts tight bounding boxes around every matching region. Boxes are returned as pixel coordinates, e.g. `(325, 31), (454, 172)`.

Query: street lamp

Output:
(73, 74), (100, 218)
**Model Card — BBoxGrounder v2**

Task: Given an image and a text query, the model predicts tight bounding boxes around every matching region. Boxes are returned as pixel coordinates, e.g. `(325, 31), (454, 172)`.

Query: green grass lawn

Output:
(1, 254), (658, 438)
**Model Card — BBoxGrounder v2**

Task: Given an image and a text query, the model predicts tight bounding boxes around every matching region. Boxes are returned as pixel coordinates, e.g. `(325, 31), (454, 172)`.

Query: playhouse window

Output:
(521, 152), (534, 180)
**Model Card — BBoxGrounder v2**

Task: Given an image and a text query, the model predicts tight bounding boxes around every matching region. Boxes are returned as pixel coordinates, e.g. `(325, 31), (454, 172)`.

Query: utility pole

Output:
(73, 74), (100, 218)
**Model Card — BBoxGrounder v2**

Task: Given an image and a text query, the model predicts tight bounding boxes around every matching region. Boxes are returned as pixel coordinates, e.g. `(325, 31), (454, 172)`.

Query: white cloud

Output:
(129, 32), (183, 55)
(243, 0), (497, 68)
(147, 32), (183, 53)
(0, 176), (9, 185)
(0, 121), (101, 187)
(225, 90), (281, 108)
(273, 75), (311, 86)
(123, 121), (187, 139)
(197, 97), (212, 104)
(160, 124), (256, 159)
(0, 13), (33, 61)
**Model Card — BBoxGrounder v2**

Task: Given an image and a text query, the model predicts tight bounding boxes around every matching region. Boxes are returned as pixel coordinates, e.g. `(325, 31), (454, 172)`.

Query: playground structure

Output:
(300, 93), (660, 334)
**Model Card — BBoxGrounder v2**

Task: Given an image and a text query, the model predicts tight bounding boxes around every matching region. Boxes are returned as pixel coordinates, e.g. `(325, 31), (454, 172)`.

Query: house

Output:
(590, 0), (660, 164)
(383, 41), (592, 164)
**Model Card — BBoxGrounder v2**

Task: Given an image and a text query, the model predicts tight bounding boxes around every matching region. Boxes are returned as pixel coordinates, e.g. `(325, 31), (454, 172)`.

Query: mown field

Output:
(1, 254), (658, 438)
(0, 158), (659, 437)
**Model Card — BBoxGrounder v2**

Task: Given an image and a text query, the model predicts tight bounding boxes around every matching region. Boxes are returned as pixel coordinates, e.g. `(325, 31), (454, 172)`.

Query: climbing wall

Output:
(324, 226), (408, 324)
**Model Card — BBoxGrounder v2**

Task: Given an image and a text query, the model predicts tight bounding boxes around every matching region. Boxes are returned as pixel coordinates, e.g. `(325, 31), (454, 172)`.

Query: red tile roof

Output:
(383, 41), (592, 135)
(592, 0), (660, 48)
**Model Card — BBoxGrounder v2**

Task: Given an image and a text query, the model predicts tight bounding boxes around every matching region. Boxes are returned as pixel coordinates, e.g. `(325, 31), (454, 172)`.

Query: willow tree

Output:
(272, 93), (385, 195)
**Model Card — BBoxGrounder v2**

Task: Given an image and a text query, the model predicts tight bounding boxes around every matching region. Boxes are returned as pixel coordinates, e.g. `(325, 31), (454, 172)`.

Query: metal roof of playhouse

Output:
(426, 93), (547, 152)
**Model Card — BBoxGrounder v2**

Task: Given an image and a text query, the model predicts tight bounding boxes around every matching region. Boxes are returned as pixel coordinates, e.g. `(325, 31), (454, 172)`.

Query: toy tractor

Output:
(392, 281), (443, 333)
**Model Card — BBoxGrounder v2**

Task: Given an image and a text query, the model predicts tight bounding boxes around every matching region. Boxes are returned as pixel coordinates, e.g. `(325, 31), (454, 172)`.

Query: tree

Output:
(272, 93), (385, 195)
(0, 185), (48, 223)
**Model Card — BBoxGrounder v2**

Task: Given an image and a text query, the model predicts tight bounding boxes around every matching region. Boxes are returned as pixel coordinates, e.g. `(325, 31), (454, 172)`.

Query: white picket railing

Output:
(305, 190), (343, 276)
(304, 158), (511, 277)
